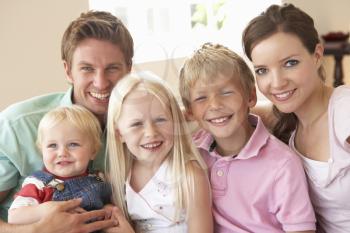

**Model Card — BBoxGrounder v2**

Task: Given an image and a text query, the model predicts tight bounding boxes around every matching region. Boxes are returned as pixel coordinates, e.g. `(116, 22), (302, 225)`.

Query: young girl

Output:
(106, 72), (213, 233)
(8, 105), (111, 224)
(243, 3), (350, 232)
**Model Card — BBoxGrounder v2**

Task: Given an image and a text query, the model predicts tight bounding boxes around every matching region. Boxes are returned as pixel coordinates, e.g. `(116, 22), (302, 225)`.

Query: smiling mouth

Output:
(273, 89), (295, 101)
(141, 141), (163, 150)
(90, 92), (110, 100)
(57, 161), (72, 166)
(207, 115), (232, 125)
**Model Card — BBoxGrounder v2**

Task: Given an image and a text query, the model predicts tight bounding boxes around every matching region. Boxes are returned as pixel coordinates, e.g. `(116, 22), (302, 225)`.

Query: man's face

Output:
(64, 38), (131, 124)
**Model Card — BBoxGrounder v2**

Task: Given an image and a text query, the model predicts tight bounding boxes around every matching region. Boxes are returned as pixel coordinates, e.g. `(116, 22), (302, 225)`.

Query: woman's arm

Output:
(187, 162), (213, 233)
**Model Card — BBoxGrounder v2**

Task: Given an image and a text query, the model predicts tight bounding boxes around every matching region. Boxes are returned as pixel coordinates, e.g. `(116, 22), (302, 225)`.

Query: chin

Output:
(274, 105), (295, 114)
(212, 131), (234, 140)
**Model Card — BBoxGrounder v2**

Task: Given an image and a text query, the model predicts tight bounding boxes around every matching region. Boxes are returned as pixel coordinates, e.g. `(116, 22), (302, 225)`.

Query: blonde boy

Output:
(179, 43), (316, 233)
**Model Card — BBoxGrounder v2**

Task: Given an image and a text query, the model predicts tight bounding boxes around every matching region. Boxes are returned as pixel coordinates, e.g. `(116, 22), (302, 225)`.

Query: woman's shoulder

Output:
(329, 85), (350, 112)
(332, 85), (350, 100)
(251, 100), (277, 130)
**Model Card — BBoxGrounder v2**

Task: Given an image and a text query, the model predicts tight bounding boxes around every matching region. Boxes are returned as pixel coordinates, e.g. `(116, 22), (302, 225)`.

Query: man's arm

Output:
(1, 199), (116, 233)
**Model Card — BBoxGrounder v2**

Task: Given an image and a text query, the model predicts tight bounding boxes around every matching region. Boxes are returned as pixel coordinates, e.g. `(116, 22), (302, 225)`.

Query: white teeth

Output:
(90, 92), (110, 100)
(274, 90), (293, 99)
(142, 142), (162, 149)
(210, 116), (228, 123)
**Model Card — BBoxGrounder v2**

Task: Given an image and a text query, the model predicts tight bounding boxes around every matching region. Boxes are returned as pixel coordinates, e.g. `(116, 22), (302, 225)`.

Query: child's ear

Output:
(90, 147), (98, 160)
(115, 129), (124, 143)
(248, 86), (257, 108)
(90, 152), (97, 160)
(184, 109), (196, 122)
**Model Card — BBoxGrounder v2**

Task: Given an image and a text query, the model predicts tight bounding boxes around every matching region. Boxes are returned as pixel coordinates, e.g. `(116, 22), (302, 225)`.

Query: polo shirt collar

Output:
(236, 114), (269, 160)
(197, 114), (270, 160)
(59, 87), (74, 106)
(196, 129), (215, 152)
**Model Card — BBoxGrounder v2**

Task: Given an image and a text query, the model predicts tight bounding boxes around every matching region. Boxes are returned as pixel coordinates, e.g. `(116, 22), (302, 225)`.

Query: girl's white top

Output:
(126, 160), (187, 233)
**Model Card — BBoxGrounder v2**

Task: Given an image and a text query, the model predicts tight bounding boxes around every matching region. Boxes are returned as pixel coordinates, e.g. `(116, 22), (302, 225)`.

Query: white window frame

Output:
(89, 0), (281, 64)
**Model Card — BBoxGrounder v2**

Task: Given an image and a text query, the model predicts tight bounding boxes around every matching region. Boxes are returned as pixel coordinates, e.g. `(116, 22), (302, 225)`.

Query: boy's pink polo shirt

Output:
(193, 115), (316, 233)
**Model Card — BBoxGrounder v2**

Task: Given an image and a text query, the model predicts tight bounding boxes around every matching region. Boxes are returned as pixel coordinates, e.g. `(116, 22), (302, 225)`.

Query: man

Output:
(0, 10), (133, 232)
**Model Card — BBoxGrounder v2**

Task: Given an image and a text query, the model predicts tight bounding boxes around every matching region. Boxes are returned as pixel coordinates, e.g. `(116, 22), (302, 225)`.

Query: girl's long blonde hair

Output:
(106, 71), (207, 220)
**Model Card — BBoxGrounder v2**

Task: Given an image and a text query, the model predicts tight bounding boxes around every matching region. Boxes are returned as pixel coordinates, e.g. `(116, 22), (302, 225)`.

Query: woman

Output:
(242, 3), (350, 233)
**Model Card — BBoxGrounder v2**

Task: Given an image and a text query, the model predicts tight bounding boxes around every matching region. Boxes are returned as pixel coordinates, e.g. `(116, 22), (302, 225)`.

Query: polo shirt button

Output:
(217, 170), (224, 177)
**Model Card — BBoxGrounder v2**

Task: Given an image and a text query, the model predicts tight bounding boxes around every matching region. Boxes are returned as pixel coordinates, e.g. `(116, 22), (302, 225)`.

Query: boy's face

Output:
(41, 120), (96, 178)
(188, 74), (256, 141)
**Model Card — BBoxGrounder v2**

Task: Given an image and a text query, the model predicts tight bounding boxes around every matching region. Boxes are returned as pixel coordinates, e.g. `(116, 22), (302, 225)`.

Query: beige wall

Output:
(1, 0), (349, 111)
(0, 0), (89, 111)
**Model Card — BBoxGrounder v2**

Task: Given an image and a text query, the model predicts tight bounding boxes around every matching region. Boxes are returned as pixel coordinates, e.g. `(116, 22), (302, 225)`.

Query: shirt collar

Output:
(59, 87), (74, 107)
(236, 114), (270, 160)
(196, 114), (270, 160)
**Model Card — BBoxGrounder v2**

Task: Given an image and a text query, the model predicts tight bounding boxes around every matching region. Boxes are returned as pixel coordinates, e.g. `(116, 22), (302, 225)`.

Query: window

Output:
(89, 0), (280, 63)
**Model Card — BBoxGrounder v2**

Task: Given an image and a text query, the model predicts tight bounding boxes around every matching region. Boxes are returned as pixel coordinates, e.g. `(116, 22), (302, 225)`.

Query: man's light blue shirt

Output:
(0, 88), (106, 221)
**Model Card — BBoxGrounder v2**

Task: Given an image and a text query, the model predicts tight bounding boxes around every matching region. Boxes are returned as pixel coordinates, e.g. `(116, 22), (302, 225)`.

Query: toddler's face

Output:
(117, 90), (174, 165)
(41, 120), (95, 177)
(188, 74), (255, 142)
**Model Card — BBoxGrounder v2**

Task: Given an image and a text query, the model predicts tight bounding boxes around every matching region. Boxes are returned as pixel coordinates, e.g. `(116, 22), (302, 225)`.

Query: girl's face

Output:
(250, 32), (324, 114)
(117, 89), (174, 165)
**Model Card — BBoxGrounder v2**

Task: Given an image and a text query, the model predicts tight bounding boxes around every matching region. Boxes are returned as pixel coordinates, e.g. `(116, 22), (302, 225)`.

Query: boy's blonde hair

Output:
(106, 71), (207, 219)
(37, 105), (102, 154)
(179, 42), (255, 111)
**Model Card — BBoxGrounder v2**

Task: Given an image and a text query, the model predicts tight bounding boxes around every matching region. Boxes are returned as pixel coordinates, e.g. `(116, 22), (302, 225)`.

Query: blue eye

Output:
(47, 143), (57, 149)
(222, 91), (233, 96)
(155, 117), (167, 123)
(193, 96), (206, 102)
(285, 59), (299, 67)
(255, 67), (268, 76)
(107, 66), (120, 73)
(130, 122), (143, 127)
(81, 66), (94, 72)
(68, 142), (80, 148)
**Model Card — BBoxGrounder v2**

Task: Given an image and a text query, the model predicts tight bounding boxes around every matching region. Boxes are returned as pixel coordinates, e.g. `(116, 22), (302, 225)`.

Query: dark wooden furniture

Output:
(324, 42), (350, 87)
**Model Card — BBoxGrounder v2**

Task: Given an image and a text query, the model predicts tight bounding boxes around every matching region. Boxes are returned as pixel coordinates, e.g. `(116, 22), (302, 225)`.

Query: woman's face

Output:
(250, 32), (323, 114)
